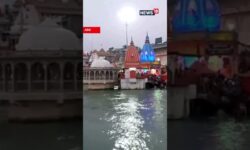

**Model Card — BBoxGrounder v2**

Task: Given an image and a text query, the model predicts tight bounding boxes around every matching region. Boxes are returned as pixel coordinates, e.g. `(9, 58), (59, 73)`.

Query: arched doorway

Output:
(76, 62), (82, 90)
(110, 71), (113, 80)
(106, 71), (110, 80)
(90, 71), (94, 80)
(5, 64), (12, 91)
(64, 62), (74, 90)
(47, 63), (60, 90)
(100, 71), (105, 80)
(96, 71), (100, 80)
(15, 63), (28, 91)
(0, 65), (3, 91)
(31, 63), (45, 91)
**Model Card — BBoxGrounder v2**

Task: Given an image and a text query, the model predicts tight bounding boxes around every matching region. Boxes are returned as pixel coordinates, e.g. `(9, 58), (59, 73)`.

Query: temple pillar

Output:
(27, 62), (31, 92)
(74, 63), (77, 90)
(106, 70), (108, 80)
(97, 71), (99, 80)
(2, 63), (5, 92)
(110, 71), (112, 80)
(88, 71), (90, 84)
(84, 71), (86, 80)
(60, 63), (64, 91)
(44, 63), (48, 91)
(11, 63), (15, 92)
(103, 71), (105, 80)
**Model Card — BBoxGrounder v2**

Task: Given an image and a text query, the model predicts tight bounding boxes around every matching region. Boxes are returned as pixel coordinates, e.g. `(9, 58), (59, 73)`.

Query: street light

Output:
(117, 6), (137, 46)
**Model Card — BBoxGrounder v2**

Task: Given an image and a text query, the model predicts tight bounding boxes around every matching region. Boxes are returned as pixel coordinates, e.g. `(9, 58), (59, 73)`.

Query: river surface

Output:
(168, 119), (250, 150)
(1, 89), (249, 150)
(83, 90), (167, 150)
(0, 121), (82, 150)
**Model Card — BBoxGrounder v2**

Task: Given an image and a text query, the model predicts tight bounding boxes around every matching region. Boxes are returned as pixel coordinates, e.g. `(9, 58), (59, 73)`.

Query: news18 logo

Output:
(140, 8), (159, 16)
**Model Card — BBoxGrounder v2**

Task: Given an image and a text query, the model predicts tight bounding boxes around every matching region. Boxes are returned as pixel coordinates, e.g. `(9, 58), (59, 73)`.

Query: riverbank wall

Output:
(168, 85), (196, 119)
(120, 79), (147, 89)
(0, 92), (82, 122)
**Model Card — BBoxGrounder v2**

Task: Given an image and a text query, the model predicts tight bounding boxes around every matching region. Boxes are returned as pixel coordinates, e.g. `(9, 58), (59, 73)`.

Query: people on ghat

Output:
(219, 57), (233, 79)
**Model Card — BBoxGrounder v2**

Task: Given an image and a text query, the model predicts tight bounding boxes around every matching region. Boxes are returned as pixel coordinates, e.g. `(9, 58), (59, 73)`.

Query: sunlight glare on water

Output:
(84, 90), (166, 150)
(104, 96), (150, 150)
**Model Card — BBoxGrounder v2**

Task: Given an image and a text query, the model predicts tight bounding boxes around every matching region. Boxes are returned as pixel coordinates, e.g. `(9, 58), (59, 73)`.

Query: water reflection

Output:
(215, 120), (248, 150)
(168, 119), (250, 150)
(84, 90), (166, 150)
(0, 121), (82, 150)
(104, 94), (150, 150)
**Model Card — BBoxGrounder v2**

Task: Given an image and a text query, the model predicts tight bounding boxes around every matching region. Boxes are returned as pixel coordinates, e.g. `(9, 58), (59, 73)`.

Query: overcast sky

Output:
(83, 0), (167, 52)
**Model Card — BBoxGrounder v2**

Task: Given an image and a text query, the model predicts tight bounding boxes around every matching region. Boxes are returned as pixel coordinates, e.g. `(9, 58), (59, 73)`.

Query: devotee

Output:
(168, 55), (177, 84)
(219, 57), (234, 79)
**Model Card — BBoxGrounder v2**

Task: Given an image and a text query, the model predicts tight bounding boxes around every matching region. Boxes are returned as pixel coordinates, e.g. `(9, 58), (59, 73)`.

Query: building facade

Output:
(153, 42), (167, 67)
(0, 17), (82, 121)
(83, 56), (119, 90)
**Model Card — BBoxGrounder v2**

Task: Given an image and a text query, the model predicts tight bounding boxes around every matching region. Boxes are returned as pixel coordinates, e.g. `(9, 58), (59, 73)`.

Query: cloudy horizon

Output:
(83, 0), (167, 52)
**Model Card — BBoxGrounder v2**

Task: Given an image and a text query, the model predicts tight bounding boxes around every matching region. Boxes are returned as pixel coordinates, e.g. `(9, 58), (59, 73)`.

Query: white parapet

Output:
(120, 79), (146, 89)
(168, 85), (196, 119)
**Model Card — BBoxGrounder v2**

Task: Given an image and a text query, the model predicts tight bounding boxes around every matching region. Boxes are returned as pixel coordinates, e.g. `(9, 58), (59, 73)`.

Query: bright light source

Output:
(227, 22), (235, 31)
(117, 6), (137, 24)
(157, 58), (161, 62)
(151, 69), (156, 74)
(129, 67), (136, 71)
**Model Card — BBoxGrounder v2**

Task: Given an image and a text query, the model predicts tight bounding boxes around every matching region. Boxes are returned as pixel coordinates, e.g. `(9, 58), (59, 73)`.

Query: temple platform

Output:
(168, 85), (196, 119)
(120, 78), (147, 90)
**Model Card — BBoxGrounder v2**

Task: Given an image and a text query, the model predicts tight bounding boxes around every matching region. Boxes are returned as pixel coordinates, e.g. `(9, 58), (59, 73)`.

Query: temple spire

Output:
(145, 32), (150, 43)
(130, 36), (134, 46)
(140, 32), (155, 62)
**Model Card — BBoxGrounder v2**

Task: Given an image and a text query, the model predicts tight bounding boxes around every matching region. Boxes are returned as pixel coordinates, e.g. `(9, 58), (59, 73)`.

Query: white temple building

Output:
(83, 55), (119, 90)
(16, 18), (81, 50)
(0, 6), (82, 121)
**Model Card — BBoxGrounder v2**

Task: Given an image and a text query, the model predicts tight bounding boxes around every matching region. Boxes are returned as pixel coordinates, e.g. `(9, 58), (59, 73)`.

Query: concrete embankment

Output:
(168, 85), (196, 119)
(0, 99), (82, 122)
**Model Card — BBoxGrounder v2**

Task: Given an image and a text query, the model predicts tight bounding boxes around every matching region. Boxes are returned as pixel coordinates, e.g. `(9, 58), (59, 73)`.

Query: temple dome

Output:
(90, 57), (113, 68)
(16, 18), (81, 51)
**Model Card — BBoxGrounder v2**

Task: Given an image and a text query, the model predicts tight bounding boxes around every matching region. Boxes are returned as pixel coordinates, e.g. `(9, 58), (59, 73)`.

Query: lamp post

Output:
(125, 22), (128, 46)
(117, 6), (136, 47)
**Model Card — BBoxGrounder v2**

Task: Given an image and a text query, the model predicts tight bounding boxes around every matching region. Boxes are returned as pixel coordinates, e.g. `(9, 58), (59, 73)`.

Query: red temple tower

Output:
(124, 39), (140, 79)
(124, 39), (140, 69)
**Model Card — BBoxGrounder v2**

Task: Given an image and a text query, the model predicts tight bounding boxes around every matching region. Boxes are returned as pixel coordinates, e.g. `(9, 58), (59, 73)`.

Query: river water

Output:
(0, 121), (82, 150)
(168, 118), (250, 150)
(83, 90), (167, 150)
(2, 89), (249, 150)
